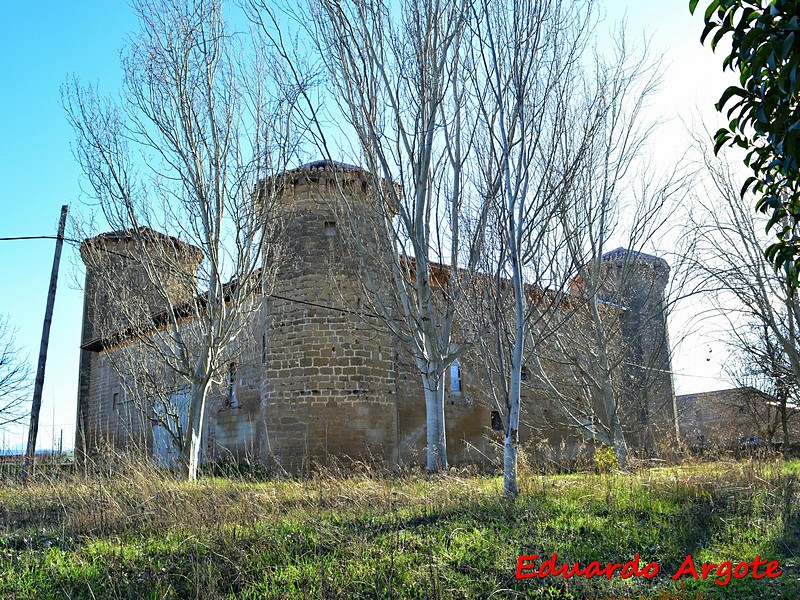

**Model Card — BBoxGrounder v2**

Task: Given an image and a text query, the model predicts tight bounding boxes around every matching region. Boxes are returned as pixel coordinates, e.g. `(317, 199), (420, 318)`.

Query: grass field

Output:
(0, 459), (798, 599)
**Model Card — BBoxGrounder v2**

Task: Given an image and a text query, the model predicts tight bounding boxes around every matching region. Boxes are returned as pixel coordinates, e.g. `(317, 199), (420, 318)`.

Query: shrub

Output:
(594, 445), (619, 473)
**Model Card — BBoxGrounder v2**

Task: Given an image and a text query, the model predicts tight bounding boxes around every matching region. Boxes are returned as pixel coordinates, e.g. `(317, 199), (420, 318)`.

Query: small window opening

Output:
(227, 362), (238, 408)
(261, 332), (267, 365)
(491, 410), (503, 431)
(450, 361), (462, 393)
(112, 385), (121, 409)
(521, 365), (530, 382)
(324, 221), (337, 236)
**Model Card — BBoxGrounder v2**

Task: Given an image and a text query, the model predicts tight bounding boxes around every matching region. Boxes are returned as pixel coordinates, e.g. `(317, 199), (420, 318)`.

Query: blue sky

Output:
(0, 1), (737, 452)
(0, 3), (139, 451)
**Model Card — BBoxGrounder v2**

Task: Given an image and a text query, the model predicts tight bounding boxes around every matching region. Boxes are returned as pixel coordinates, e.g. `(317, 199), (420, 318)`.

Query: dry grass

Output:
(0, 456), (798, 599)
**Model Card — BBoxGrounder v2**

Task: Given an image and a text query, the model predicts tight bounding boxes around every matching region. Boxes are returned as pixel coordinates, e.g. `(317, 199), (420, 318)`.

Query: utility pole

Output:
(23, 205), (68, 481)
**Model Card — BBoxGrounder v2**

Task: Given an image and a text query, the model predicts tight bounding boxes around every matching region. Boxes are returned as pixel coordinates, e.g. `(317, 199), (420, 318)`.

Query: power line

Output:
(1, 231), (386, 322)
(0, 235), (81, 243)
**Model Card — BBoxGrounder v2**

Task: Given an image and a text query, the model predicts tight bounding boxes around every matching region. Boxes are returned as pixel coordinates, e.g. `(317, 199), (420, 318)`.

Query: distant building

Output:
(677, 387), (799, 448)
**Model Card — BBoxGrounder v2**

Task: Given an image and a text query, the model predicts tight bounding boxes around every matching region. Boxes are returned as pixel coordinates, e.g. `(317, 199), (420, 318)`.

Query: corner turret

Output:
(75, 228), (202, 460)
(599, 248), (677, 451)
(256, 160), (399, 470)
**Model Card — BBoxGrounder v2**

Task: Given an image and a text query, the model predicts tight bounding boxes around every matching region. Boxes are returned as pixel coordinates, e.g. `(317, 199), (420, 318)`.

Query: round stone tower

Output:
(599, 247), (677, 451)
(75, 228), (203, 458)
(79, 228), (203, 342)
(259, 160), (398, 471)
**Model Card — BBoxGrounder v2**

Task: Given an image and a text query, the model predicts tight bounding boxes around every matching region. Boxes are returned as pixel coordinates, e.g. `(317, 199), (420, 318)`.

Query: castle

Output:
(74, 160), (678, 471)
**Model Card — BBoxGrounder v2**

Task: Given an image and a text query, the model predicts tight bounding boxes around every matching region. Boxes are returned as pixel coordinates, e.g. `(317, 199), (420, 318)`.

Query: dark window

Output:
(261, 332), (267, 365)
(521, 365), (530, 382)
(491, 410), (503, 431)
(112, 385), (124, 408)
(324, 221), (337, 236)
(227, 362), (238, 408)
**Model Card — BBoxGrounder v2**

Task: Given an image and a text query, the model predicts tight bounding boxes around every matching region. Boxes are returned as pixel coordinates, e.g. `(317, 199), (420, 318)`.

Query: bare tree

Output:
(249, 0), (491, 472)
(250, 1), (684, 476)
(527, 33), (686, 469)
(66, 0), (303, 480)
(723, 320), (798, 449)
(0, 316), (30, 429)
(467, 0), (597, 496)
(689, 147), (800, 454)
(470, 11), (689, 484)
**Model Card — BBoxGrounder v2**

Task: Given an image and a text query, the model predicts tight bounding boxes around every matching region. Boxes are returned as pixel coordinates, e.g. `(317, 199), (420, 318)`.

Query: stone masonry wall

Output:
(395, 305), (607, 469)
(76, 167), (677, 472)
(259, 177), (398, 471)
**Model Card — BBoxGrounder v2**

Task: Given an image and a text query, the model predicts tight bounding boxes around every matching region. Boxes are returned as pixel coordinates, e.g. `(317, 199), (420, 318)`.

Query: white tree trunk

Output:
(179, 350), (212, 481)
(423, 374), (447, 472)
(610, 414), (628, 471)
(504, 227), (525, 498)
(181, 385), (207, 481)
(505, 346), (524, 497)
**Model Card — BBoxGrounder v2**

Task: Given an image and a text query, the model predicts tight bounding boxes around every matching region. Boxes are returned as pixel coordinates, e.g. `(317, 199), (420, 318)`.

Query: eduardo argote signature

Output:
(516, 553), (783, 586)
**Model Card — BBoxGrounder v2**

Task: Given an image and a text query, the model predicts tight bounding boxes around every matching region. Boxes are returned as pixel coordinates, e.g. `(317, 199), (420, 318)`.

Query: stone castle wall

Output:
(598, 251), (677, 450)
(75, 165), (677, 471)
(258, 176), (398, 470)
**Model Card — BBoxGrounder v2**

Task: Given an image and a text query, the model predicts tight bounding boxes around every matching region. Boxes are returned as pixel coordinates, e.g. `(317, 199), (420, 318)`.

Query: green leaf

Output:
(711, 24), (730, 50)
(713, 128), (732, 154)
(704, 0), (721, 23)
(715, 85), (745, 110)
(741, 176), (758, 197)
(701, 20), (718, 45)
(764, 244), (779, 262)
(779, 32), (795, 60)
(698, 0), (800, 291)
(723, 54), (733, 70)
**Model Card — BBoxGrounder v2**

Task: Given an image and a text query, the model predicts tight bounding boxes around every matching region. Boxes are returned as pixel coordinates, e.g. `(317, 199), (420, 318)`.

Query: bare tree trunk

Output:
(782, 400), (790, 456)
(590, 298), (628, 470)
(610, 416), (628, 470)
(422, 373), (447, 472)
(503, 362), (522, 497)
(179, 372), (211, 481)
(503, 251), (526, 497)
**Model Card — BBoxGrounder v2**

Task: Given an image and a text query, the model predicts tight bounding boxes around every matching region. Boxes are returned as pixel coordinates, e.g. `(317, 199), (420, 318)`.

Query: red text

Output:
(516, 553), (659, 580)
(671, 554), (782, 586)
